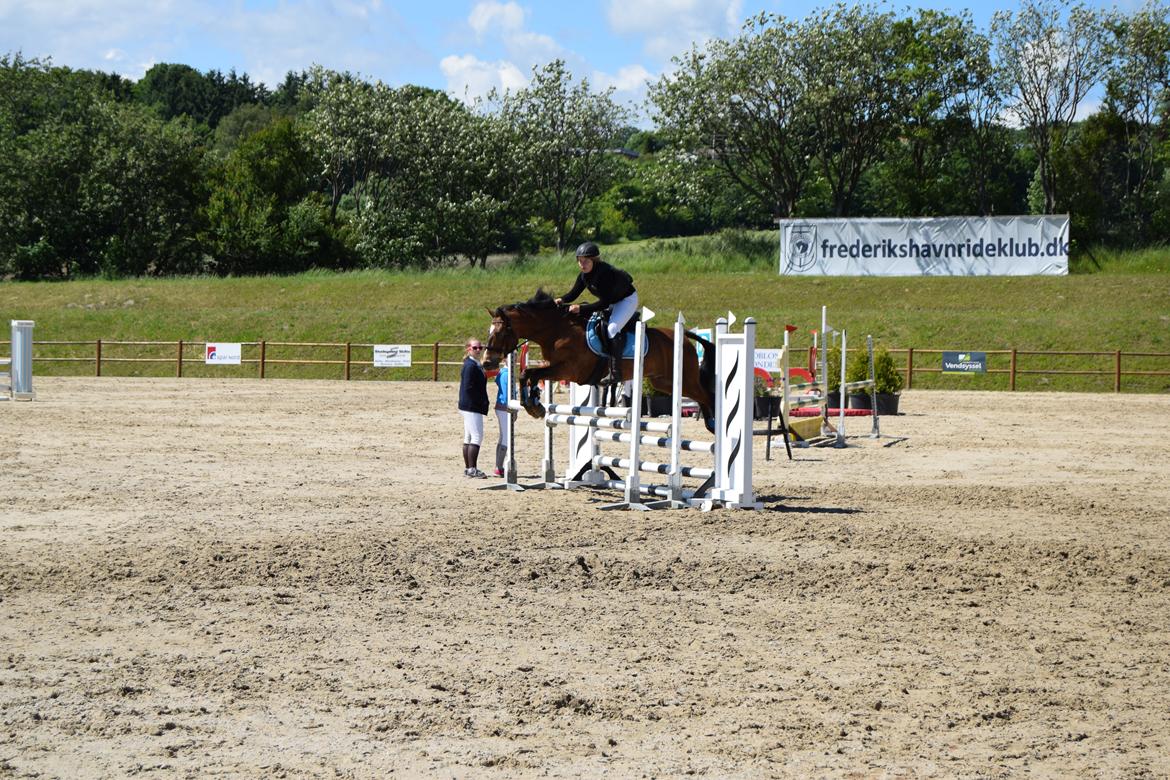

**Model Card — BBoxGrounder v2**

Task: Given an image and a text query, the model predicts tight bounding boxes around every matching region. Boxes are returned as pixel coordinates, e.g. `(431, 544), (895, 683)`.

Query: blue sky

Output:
(1, 0), (1128, 112)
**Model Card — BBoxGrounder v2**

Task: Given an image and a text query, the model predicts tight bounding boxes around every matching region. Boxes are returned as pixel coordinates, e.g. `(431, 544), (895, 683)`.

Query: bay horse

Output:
(483, 290), (716, 432)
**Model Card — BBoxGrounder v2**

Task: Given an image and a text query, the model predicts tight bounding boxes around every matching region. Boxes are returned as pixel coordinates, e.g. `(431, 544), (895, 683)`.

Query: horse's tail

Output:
(684, 330), (717, 432)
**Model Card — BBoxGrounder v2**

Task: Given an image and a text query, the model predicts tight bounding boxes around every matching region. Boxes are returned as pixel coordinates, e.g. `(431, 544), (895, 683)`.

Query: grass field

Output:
(2, 232), (1169, 392)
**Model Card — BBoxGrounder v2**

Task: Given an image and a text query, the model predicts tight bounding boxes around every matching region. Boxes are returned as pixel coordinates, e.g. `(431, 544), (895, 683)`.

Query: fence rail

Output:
(4, 339), (1170, 392)
(4, 339), (468, 382)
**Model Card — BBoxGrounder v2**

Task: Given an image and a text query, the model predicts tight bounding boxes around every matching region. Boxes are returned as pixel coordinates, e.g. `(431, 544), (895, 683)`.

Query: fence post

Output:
(177, 340), (183, 378)
(344, 342), (351, 380)
(1010, 348), (1017, 391)
(1115, 350), (1122, 392)
(259, 340), (266, 379)
(95, 339), (102, 377)
(906, 348), (914, 390)
(433, 342), (439, 381)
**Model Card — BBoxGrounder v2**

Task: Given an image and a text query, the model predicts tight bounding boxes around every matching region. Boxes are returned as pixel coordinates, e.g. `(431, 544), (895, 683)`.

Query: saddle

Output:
(584, 311), (645, 359)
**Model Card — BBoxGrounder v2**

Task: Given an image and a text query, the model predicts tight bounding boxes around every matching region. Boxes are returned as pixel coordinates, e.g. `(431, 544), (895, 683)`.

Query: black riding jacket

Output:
(559, 260), (636, 315)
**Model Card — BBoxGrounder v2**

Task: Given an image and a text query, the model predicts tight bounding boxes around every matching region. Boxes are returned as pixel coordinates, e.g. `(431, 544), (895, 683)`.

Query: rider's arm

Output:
(558, 273), (586, 304)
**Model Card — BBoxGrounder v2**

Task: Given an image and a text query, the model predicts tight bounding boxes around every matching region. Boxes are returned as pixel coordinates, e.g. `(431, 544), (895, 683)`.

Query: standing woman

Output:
(555, 241), (637, 386)
(458, 338), (489, 478)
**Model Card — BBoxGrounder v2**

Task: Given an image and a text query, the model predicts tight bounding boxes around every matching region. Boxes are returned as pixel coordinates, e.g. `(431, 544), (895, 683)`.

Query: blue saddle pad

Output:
(585, 313), (647, 358)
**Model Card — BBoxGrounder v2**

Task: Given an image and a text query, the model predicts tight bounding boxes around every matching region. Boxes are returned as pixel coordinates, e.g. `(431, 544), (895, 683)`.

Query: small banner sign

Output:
(205, 342), (242, 365)
(942, 351), (987, 374)
(373, 344), (412, 368)
(755, 349), (782, 373)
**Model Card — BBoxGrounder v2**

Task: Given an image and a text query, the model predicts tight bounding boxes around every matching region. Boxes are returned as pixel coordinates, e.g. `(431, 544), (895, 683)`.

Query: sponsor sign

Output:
(373, 344), (412, 368)
(942, 351), (987, 374)
(778, 216), (1069, 276)
(205, 342), (242, 365)
(755, 349), (782, 373)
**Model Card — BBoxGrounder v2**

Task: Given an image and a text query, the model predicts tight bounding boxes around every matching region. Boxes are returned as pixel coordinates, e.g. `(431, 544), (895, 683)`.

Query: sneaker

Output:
(464, 468), (473, 477)
(469, 468), (487, 479)
(493, 468), (504, 478)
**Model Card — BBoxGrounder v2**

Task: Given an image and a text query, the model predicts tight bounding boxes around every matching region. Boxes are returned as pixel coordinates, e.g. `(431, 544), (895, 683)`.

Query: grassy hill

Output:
(2, 233), (1169, 392)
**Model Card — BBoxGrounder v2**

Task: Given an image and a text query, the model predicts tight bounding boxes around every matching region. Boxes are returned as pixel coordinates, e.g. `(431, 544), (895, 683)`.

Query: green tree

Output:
(651, 14), (816, 220)
(498, 60), (629, 252)
(798, 4), (921, 216)
(203, 118), (320, 274)
(1102, 2), (1170, 241)
(991, 0), (1114, 214)
(83, 103), (205, 276)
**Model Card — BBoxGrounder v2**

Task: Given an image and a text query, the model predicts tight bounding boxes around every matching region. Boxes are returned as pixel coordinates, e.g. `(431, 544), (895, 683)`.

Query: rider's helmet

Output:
(575, 241), (600, 258)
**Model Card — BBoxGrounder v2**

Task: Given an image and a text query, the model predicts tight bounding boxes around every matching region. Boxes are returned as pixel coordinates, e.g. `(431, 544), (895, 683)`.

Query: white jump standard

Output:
(500, 309), (761, 511)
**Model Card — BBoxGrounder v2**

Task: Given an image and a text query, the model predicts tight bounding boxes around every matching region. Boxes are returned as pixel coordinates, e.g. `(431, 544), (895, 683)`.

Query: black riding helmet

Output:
(575, 241), (600, 258)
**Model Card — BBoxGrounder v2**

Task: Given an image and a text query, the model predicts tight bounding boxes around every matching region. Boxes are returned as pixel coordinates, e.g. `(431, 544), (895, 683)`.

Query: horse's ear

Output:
(485, 307), (494, 316)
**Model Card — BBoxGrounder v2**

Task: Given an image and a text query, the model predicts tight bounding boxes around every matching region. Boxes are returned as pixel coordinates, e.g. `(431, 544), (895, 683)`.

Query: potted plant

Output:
(846, 348), (873, 410)
(753, 370), (780, 420)
(823, 344), (843, 409)
(871, 348), (904, 414)
(641, 378), (672, 417)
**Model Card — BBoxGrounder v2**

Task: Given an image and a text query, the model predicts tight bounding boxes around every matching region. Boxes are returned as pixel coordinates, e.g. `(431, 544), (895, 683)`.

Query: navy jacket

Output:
(458, 356), (489, 414)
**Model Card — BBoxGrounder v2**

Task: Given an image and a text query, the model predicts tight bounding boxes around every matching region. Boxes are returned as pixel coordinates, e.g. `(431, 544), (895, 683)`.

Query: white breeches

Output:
(607, 292), (639, 339)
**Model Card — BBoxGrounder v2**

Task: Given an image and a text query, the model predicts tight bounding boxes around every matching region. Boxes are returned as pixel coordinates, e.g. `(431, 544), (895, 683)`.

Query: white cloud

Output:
(439, 1), (569, 102)
(604, 0), (743, 61)
(592, 64), (653, 94)
(0, 0), (415, 86)
(469, 0), (525, 38)
(441, 53), (527, 104)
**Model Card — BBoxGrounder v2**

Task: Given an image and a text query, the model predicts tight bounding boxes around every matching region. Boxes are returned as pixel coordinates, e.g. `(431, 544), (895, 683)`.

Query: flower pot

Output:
(848, 392), (872, 410)
(825, 390), (843, 410)
(754, 396), (781, 420)
(874, 392), (900, 415)
(645, 395), (673, 418)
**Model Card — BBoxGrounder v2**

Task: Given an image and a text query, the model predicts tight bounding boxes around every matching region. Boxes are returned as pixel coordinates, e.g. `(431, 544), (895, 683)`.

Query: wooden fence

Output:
(4, 338), (1170, 391)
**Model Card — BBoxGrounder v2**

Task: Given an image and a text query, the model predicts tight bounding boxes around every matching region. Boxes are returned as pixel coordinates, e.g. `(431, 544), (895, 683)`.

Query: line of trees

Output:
(2, 0), (1169, 281)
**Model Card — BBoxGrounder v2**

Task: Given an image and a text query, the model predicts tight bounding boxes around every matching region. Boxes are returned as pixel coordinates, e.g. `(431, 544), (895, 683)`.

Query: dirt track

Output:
(2, 377), (1169, 778)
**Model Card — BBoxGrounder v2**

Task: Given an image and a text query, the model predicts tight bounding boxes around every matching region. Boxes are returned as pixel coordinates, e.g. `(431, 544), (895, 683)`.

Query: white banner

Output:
(779, 216), (1069, 276)
(205, 342), (242, 365)
(373, 344), (412, 368)
(754, 349), (782, 373)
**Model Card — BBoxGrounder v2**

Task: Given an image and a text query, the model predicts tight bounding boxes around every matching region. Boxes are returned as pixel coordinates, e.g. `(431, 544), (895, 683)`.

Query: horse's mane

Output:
(514, 288), (558, 312)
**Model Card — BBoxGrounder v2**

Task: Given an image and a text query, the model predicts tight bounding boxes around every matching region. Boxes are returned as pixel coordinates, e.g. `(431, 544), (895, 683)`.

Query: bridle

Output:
(485, 309), (521, 367)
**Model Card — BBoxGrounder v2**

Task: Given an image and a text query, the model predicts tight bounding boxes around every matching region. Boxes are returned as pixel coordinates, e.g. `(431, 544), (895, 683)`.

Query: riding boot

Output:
(601, 333), (622, 386)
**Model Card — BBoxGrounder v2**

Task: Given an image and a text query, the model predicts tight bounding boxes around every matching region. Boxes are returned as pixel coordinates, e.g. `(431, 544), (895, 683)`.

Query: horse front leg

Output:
(518, 366), (555, 419)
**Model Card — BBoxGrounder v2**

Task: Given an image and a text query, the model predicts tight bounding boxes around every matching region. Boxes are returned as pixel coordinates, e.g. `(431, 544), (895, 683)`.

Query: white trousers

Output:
(607, 291), (639, 339)
(461, 410), (485, 445)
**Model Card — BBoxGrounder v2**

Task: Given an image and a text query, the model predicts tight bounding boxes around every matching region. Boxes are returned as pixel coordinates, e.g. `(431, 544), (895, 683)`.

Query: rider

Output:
(555, 241), (638, 386)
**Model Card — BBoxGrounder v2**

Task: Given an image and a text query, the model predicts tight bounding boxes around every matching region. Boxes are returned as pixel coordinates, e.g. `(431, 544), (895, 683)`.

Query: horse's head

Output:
(483, 305), (516, 370)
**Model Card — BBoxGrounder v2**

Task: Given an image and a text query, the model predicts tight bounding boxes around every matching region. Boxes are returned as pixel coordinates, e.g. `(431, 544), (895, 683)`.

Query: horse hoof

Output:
(525, 403), (546, 420)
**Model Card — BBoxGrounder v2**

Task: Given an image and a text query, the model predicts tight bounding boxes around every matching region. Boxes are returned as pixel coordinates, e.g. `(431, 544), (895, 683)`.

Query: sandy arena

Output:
(1, 377), (1169, 778)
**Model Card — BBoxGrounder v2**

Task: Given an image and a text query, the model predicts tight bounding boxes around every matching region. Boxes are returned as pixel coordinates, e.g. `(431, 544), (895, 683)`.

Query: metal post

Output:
(10, 321), (35, 400)
(868, 335), (880, 438)
(836, 329), (847, 447)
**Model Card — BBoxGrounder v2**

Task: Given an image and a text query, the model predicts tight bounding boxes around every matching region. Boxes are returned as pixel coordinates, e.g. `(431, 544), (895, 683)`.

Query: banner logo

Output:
(785, 223), (817, 273)
(205, 342), (243, 365)
(942, 350), (986, 373)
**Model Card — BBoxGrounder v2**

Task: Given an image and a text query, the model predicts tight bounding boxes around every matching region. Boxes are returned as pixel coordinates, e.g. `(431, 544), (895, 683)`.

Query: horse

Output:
(483, 290), (717, 432)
